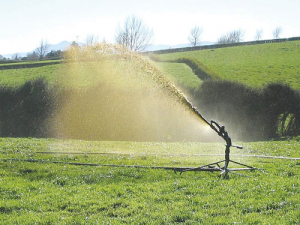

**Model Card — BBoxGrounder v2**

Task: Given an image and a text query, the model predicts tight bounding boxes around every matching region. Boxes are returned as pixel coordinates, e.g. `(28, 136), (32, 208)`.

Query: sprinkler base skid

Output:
(180, 159), (260, 178)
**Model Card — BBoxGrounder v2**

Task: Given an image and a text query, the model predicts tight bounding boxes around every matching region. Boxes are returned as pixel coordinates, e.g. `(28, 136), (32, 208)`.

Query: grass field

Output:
(154, 62), (202, 90)
(1, 41), (300, 91)
(0, 138), (299, 224)
(0, 64), (61, 87)
(152, 41), (300, 90)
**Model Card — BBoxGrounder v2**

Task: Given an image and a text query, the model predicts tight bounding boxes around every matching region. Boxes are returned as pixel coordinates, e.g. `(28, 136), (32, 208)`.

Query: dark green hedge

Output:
(0, 78), (299, 141)
(190, 80), (300, 140)
(0, 79), (55, 137)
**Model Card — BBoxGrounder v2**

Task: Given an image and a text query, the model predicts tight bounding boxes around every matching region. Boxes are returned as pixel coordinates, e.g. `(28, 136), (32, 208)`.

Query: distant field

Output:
(0, 63), (61, 87)
(152, 41), (300, 90)
(0, 137), (299, 224)
(2, 41), (300, 90)
(0, 60), (62, 67)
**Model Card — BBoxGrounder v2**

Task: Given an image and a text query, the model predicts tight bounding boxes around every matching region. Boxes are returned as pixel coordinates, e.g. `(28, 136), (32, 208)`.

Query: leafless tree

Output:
(11, 53), (20, 60)
(217, 35), (229, 44)
(70, 41), (79, 47)
(36, 39), (50, 59)
(255, 29), (263, 41)
(27, 51), (39, 60)
(188, 26), (203, 47)
(85, 34), (99, 47)
(273, 27), (282, 39)
(115, 15), (153, 52)
(218, 29), (244, 44)
(229, 29), (244, 42)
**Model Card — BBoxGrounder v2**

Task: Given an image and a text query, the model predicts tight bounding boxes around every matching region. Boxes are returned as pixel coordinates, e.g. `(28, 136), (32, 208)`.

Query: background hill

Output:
(150, 40), (300, 140)
(151, 40), (300, 90)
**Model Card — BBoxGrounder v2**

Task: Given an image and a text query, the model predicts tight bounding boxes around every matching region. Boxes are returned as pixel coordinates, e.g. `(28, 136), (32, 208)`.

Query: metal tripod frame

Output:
(181, 120), (260, 178)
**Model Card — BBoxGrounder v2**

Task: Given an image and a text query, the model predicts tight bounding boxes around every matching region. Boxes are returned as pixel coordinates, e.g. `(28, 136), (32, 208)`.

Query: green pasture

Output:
(1, 40), (300, 91)
(0, 64), (61, 87)
(0, 60), (62, 67)
(0, 138), (299, 224)
(154, 62), (202, 90)
(152, 41), (300, 90)
(0, 60), (115, 88)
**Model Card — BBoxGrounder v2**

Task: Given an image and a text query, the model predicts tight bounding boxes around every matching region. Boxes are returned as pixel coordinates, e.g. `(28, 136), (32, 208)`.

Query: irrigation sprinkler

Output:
(175, 95), (261, 177)
(181, 119), (260, 178)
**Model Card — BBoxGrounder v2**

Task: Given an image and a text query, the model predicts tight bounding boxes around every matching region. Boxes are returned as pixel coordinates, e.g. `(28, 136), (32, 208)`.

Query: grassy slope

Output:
(3, 41), (300, 90)
(154, 62), (202, 90)
(0, 138), (299, 224)
(153, 41), (300, 90)
(0, 64), (61, 87)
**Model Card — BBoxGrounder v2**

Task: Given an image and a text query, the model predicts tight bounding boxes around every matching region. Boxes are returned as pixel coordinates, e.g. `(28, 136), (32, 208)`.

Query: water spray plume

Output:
(52, 43), (215, 141)
(50, 44), (261, 177)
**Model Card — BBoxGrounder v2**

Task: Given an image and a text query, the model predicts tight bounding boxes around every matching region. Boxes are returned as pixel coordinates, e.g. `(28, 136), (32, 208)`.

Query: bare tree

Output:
(12, 53), (20, 61)
(115, 15), (153, 52)
(229, 29), (244, 42)
(85, 34), (99, 47)
(255, 29), (263, 41)
(218, 29), (244, 44)
(27, 51), (39, 60)
(36, 39), (50, 59)
(70, 41), (79, 47)
(273, 27), (282, 39)
(217, 35), (229, 44)
(188, 26), (203, 47)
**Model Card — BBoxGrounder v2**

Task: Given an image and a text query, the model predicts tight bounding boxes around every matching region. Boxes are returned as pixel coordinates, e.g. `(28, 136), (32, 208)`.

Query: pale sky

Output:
(1, 0), (299, 55)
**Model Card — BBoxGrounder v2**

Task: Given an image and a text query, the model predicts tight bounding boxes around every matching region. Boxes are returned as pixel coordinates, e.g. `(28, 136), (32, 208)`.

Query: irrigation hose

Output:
(1, 152), (298, 173)
(36, 152), (300, 160)
(1, 158), (192, 172)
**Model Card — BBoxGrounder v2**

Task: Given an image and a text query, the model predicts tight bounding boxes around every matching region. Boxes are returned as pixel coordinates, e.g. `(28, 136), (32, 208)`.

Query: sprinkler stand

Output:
(181, 120), (260, 178)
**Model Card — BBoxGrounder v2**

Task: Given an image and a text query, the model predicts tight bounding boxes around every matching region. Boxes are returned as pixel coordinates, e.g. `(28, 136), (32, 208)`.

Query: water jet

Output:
(53, 43), (260, 177)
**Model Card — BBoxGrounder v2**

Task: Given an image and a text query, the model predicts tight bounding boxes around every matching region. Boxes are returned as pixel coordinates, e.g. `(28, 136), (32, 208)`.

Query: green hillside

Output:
(154, 62), (202, 90)
(152, 41), (300, 90)
(2, 41), (299, 90)
(0, 62), (61, 87)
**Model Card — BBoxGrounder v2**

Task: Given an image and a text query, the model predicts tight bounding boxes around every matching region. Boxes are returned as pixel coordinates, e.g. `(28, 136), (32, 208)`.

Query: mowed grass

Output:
(0, 138), (299, 224)
(153, 41), (300, 90)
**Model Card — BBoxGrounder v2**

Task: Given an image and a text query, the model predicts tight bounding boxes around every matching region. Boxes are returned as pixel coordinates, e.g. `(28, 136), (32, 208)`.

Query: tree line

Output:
(115, 16), (284, 49)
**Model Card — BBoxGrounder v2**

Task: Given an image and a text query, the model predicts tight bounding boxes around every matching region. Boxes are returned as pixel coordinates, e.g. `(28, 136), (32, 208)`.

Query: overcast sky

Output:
(1, 0), (299, 55)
